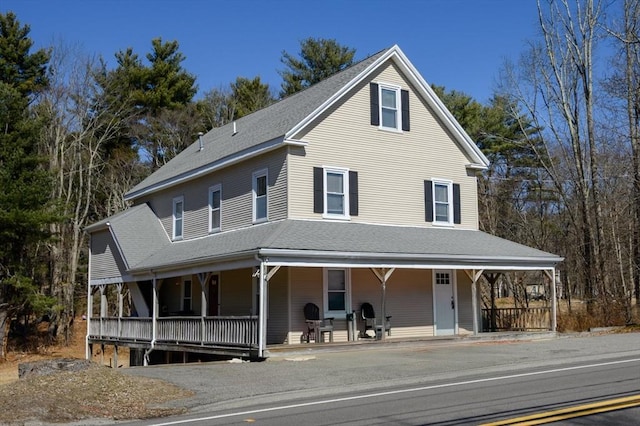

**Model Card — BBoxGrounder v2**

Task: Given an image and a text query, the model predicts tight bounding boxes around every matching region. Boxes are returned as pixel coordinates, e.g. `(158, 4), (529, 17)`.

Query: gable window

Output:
(425, 180), (461, 225)
(381, 86), (399, 129)
(313, 167), (358, 219)
(253, 169), (268, 223)
(209, 184), (221, 233)
(172, 196), (184, 240)
(370, 82), (410, 131)
(324, 268), (350, 315)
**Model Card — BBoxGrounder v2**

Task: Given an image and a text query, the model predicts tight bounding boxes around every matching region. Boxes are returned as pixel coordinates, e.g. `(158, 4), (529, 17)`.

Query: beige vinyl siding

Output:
(220, 268), (253, 316)
(90, 230), (127, 280)
(138, 149), (288, 240)
(455, 270), (474, 334)
(289, 267), (323, 344)
(352, 268), (434, 338)
(267, 267), (289, 344)
(287, 62), (478, 229)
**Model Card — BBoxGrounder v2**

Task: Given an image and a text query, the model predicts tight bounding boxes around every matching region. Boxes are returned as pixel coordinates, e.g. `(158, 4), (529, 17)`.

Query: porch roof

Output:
(124, 219), (562, 275)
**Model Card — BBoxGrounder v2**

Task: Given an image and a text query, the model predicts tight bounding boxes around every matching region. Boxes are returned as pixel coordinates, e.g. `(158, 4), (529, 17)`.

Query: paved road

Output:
(116, 332), (640, 424)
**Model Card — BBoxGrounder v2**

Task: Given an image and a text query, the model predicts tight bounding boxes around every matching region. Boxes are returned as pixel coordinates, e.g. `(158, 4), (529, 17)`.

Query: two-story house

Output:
(86, 45), (562, 365)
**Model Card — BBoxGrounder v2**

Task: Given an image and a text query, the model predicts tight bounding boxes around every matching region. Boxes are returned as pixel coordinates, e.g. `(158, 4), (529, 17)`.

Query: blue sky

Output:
(2, 0), (540, 103)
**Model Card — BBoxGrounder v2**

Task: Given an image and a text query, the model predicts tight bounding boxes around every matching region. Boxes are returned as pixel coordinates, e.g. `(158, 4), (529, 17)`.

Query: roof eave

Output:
(258, 248), (562, 269)
(124, 136), (286, 202)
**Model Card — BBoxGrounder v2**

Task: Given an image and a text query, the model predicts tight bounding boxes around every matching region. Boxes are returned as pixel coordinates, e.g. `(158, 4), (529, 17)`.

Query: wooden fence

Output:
(88, 316), (258, 348)
(481, 307), (551, 331)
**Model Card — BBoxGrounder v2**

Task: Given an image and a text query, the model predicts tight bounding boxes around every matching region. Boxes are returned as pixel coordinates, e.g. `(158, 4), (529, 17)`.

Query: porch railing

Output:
(88, 316), (258, 347)
(481, 307), (551, 332)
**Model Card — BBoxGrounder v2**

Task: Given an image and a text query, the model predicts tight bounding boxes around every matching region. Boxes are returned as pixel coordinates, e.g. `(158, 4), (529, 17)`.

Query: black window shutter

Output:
(349, 171), (359, 216)
(453, 183), (461, 224)
(424, 180), (433, 222)
(370, 83), (379, 126)
(401, 89), (410, 131)
(313, 167), (324, 213)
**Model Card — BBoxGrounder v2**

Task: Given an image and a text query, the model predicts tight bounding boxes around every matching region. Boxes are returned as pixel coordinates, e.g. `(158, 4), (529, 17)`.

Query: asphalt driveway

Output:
(121, 332), (640, 415)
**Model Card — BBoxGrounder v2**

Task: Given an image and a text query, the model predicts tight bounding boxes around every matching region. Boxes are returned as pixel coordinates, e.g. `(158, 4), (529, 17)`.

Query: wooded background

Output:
(1, 0), (639, 358)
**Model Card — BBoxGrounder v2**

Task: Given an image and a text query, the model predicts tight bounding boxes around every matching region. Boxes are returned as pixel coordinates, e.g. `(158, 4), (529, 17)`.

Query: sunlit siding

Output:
(456, 270), (474, 334)
(90, 230), (127, 281)
(220, 268), (253, 316)
(267, 267), (289, 345)
(137, 148), (288, 240)
(287, 62), (479, 229)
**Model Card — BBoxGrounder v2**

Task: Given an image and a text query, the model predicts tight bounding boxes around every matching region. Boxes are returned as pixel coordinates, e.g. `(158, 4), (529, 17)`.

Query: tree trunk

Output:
(0, 304), (12, 361)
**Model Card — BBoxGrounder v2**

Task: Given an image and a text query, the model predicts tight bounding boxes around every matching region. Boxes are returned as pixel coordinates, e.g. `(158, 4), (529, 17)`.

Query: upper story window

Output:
(209, 184), (221, 233)
(313, 167), (358, 219)
(370, 82), (410, 132)
(252, 169), (268, 223)
(434, 181), (452, 224)
(381, 86), (399, 129)
(172, 196), (184, 240)
(324, 268), (350, 317)
(424, 179), (461, 226)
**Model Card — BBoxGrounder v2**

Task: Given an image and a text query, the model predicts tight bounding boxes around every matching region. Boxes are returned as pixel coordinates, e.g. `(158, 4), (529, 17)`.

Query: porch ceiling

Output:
(122, 220), (561, 277)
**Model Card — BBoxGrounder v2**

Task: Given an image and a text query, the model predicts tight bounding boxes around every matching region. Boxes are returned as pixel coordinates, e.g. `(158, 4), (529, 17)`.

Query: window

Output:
(253, 169), (268, 223)
(324, 268), (350, 315)
(313, 167), (358, 218)
(182, 279), (192, 312)
(434, 182), (451, 223)
(435, 272), (451, 286)
(425, 180), (461, 225)
(370, 82), (410, 131)
(209, 184), (221, 233)
(172, 196), (184, 240)
(381, 87), (399, 129)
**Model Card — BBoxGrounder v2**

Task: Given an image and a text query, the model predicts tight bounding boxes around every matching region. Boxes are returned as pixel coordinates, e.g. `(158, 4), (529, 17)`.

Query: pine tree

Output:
(279, 38), (356, 97)
(0, 12), (56, 359)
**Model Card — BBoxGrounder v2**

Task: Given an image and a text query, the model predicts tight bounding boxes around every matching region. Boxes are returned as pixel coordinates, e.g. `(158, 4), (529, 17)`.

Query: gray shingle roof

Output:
(101, 203), (170, 269)
(125, 48), (389, 200)
(124, 220), (561, 273)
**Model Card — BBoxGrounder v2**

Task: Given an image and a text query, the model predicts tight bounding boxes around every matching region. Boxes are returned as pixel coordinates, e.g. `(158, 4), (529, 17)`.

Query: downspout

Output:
(144, 274), (158, 366)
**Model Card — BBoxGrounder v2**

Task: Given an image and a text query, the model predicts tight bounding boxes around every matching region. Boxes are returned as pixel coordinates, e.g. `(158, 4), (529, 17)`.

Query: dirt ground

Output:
(0, 318), (192, 424)
(0, 318), (108, 385)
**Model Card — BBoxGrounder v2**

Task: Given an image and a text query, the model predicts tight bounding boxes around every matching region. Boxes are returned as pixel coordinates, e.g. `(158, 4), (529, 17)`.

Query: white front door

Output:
(434, 270), (456, 336)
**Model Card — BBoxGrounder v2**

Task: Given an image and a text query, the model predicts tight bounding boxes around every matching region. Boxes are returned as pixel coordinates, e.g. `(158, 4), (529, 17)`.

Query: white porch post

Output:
(85, 285), (94, 360)
(258, 261), (266, 357)
(464, 269), (483, 335)
(548, 268), (557, 331)
(370, 268), (395, 340)
(146, 276), (158, 367)
(197, 272), (210, 346)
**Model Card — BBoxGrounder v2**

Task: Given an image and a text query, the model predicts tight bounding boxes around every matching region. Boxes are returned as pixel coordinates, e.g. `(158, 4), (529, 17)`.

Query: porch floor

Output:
(264, 331), (557, 358)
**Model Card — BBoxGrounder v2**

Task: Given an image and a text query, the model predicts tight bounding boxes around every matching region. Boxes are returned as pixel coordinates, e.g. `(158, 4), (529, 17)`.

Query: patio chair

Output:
(303, 303), (334, 343)
(360, 302), (392, 338)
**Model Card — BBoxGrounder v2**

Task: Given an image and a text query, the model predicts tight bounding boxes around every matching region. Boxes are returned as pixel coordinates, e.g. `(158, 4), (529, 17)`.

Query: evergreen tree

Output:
(279, 37), (356, 97)
(0, 12), (56, 359)
(230, 76), (274, 118)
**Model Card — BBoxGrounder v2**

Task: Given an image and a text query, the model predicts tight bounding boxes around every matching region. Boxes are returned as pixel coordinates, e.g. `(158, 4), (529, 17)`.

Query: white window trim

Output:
(432, 179), (454, 226)
(172, 196), (184, 240)
(252, 169), (268, 224)
(208, 184), (222, 233)
(378, 82), (402, 132)
(322, 166), (350, 220)
(323, 268), (351, 319)
(182, 277), (192, 312)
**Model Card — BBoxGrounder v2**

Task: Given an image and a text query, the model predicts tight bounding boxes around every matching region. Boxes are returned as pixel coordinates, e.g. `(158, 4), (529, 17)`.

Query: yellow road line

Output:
(481, 394), (640, 425)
